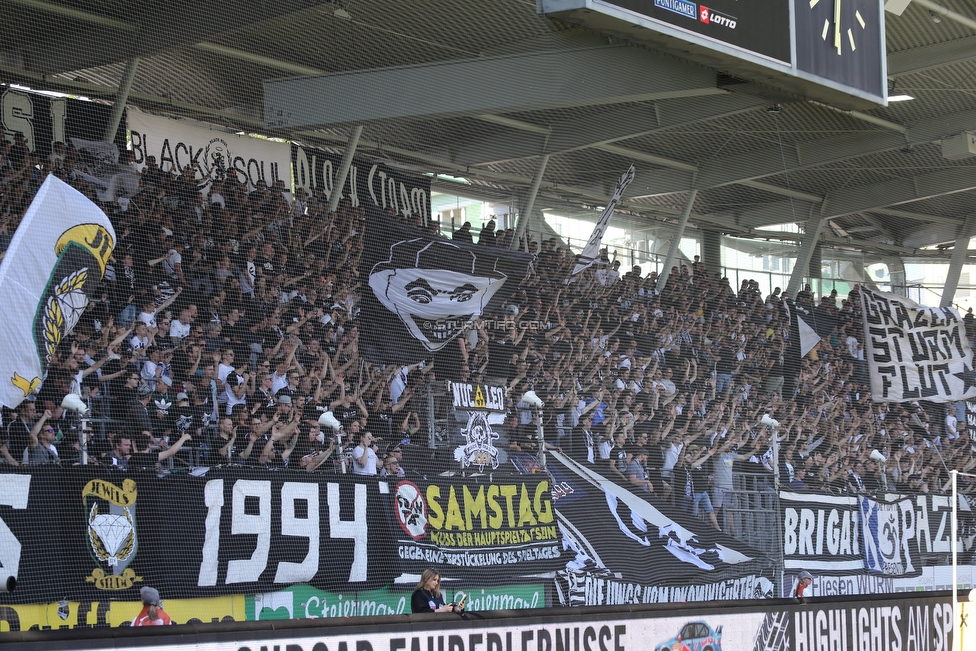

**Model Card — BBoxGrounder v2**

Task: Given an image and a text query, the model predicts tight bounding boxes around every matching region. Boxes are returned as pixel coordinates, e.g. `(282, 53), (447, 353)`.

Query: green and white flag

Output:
(0, 174), (116, 407)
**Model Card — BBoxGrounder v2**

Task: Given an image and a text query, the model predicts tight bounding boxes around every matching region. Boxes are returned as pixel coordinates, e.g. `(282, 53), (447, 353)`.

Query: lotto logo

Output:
(701, 7), (737, 28)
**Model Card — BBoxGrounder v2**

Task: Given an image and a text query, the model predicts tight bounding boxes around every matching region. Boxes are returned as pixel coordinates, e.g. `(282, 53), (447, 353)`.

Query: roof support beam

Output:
(6, 0), (134, 31)
(0, 63), (266, 131)
(735, 166), (976, 229)
(787, 211), (828, 298)
(657, 191), (698, 292)
(513, 154), (550, 251)
(328, 126), (363, 214)
(103, 57), (139, 143)
(193, 43), (325, 76)
(913, 0), (976, 32)
(19, 0), (325, 74)
(630, 106), (976, 198)
(264, 45), (722, 128)
(457, 93), (769, 166)
(941, 216), (976, 307)
(871, 207), (963, 226)
(470, 112), (699, 172)
(887, 35), (976, 77)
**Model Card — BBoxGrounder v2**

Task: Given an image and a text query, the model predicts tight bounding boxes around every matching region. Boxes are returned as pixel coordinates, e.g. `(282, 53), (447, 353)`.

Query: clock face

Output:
(794, 0), (885, 97)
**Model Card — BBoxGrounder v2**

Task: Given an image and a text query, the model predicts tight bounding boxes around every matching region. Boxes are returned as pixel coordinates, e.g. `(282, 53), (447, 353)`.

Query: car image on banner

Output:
(655, 621), (723, 651)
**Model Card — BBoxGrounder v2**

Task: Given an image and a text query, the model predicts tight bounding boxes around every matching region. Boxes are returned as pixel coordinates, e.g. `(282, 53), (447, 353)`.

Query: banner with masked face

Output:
(359, 220), (533, 364)
(0, 175), (116, 408)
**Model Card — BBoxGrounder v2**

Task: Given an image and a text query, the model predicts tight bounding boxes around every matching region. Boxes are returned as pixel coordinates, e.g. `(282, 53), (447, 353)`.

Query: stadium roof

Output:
(4, 0), (976, 261)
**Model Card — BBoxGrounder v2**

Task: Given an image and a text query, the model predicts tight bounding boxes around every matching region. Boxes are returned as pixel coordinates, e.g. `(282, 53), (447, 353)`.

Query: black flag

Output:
(359, 220), (533, 364)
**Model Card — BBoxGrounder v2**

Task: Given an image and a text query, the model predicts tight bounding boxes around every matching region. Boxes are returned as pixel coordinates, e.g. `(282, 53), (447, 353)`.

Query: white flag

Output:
(0, 175), (116, 407)
(860, 287), (976, 403)
(70, 138), (140, 203)
(572, 165), (636, 275)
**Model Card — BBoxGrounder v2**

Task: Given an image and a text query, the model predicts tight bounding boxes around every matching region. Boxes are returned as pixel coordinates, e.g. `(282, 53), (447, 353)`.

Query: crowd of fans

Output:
(1, 139), (975, 533)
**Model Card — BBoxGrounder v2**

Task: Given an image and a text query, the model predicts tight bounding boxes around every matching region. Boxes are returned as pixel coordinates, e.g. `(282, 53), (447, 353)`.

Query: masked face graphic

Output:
(368, 239), (507, 351)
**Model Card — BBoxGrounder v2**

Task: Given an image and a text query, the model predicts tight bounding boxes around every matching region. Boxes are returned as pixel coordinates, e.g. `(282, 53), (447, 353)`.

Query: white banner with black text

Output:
(860, 287), (976, 402)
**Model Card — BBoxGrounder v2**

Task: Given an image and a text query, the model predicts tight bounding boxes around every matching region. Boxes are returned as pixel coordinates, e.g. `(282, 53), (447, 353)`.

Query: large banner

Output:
(0, 468), (396, 604)
(293, 144), (431, 219)
(0, 176), (116, 408)
(388, 475), (562, 577)
(0, 87), (123, 158)
(8, 593), (953, 651)
(860, 287), (976, 402)
(126, 110), (291, 191)
(778, 491), (971, 578)
(359, 221), (533, 364)
(549, 452), (774, 606)
(0, 468), (561, 607)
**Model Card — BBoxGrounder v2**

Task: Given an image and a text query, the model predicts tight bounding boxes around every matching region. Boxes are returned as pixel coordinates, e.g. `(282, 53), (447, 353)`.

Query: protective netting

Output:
(0, 7), (975, 634)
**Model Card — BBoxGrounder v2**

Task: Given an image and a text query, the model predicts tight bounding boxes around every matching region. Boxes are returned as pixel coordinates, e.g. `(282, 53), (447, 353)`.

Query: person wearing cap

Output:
(794, 571), (814, 598)
(132, 586), (172, 626)
(275, 394), (294, 420)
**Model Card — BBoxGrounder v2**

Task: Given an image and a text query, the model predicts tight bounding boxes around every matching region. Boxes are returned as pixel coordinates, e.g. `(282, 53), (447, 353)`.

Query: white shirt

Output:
(142, 359), (161, 380)
(270, 371), (289, 396)
(662, 442), (683, 478)
(137, 310), (157, 329)
(162, 249), (182, 279)
(390, 367), (409, 405)
(170, 319), (191, 340)
(352, 445), (377, 475)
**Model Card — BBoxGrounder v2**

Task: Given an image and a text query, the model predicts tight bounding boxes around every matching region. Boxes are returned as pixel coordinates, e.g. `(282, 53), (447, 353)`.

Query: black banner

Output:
(0, 87), (124, 158)
(293, 145), (431, 219)
(789, 598), (953, 651)
(779, 491), (960, 578)
(359, 221), (534, 364)
(0, 468), (396, 604)
(548, 452), (773, 603)
(388, 475), (563, 577)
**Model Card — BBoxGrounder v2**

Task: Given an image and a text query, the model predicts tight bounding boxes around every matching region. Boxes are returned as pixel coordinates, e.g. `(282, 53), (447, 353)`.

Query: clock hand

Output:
(834, 0), (842, 54)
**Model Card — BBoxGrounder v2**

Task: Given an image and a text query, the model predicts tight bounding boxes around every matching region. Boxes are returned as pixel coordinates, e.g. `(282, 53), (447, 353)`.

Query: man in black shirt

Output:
(126, 384), (155, 450)
(6, 400), (37, 465)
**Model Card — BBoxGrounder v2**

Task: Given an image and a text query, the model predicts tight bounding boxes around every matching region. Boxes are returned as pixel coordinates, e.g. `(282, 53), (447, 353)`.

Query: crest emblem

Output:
(203, 136), (231, 181)
(82, 478), (142, 590)
(453, 411), (499, 471)
(12, 224), (114, 397)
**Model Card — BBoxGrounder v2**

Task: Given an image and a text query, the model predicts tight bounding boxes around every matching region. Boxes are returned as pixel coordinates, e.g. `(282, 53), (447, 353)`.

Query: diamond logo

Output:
(82, 478), (142, 590)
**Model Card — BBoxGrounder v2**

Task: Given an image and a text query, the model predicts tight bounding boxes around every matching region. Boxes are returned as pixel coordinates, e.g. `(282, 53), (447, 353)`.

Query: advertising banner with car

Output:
(9, 593), (952, 651)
